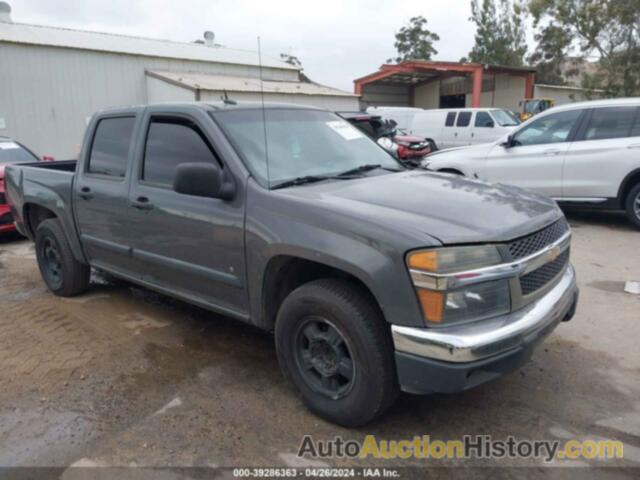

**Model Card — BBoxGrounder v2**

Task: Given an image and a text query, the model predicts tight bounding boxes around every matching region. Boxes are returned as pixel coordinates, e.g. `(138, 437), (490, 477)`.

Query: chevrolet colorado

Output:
(4, 103), (578, 426)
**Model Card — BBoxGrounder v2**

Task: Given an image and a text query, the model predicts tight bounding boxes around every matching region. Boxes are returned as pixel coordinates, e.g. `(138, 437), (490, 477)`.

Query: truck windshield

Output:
(0, 141), (39, 165)
(212, 109), (402, 188)
(492, 110), (520, 127)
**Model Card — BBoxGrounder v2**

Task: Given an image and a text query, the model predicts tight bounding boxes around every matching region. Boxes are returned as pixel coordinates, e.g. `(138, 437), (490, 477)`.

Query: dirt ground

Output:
(0, 210), (638, 477)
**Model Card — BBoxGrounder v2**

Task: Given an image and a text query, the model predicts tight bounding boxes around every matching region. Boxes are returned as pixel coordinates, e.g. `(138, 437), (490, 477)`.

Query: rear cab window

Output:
(142, 117), (221, 188)
(445, 112), (457, 127)
(87, 117), (136, 178)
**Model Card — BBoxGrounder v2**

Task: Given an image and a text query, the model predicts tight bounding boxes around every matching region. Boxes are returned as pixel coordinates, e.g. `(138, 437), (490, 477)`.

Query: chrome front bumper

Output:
(392, 264), (578, 363)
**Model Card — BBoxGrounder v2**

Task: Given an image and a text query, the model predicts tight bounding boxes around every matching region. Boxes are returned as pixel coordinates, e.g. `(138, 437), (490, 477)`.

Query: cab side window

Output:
(581, 107), (639, 141)
(88, 117), (135, 178)
(474, 111), (494, 128)
(512, 110), (582, 147)
(456, 112), (472, 127)
(445, 112), (457, 127)
(142, 117), (220, 188)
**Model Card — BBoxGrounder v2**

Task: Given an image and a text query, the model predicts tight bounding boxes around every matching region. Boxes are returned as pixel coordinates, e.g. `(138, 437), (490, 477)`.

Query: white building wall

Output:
(534, 84), (600, 105)
(0, 42), (296, 158)
(146, 76), (196, 103)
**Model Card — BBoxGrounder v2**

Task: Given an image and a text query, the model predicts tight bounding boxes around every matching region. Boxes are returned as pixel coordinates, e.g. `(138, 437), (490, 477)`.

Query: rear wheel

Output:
(275, 278), (398, 427)
(35, 219), (90, 296)
(625, 183), (640, 229)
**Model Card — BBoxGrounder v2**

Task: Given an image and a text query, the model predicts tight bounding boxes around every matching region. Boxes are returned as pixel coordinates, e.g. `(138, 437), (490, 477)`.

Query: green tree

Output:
(527, 24), (573, 85)
(468, 0), (528, 66)
(529, 0), (640, 96)
(388, 16), (440, 63)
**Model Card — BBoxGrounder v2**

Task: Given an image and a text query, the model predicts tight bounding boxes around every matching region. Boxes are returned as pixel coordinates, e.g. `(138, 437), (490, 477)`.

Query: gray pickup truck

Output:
(5, 102), (578, 426)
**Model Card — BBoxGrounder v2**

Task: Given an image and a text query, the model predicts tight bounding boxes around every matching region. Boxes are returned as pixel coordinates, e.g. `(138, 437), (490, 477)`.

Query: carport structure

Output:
(354, 61), (536, 111)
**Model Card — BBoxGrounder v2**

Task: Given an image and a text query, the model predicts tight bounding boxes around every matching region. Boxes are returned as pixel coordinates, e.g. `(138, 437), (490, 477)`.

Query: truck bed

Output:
(15, 160), (77, 172)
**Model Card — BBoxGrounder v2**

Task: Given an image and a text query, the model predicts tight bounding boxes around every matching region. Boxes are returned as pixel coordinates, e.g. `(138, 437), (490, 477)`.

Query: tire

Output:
(625, 183), (640, 229)
(275, 278), (398, 427)
(35, 218), (90, 296)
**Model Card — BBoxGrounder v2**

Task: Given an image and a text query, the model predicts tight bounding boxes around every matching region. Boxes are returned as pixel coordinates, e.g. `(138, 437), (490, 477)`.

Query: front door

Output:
(127, 110), (247, 318)
(479, 109), (584, 197)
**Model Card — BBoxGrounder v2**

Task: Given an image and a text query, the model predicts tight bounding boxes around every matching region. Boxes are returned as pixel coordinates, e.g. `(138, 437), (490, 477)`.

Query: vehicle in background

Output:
(366, 106), (422, 132)
(0, 137), (45, 234)
(411, 108), (520, 149)
(425, 98), (640, 228)
(339, 112), (432, 165)
(5, 103), (578, 426)
(368, 107), (520, 150)
(520, 98), (555, 122)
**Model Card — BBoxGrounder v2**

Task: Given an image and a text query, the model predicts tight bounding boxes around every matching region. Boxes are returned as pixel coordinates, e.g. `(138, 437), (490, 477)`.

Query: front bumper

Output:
(392, 265), (578, 394)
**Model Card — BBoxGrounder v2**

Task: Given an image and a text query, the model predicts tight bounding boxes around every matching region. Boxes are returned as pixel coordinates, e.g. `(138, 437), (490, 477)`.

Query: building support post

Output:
(525, 72), (535, 99)
(471, 67), (483, 108)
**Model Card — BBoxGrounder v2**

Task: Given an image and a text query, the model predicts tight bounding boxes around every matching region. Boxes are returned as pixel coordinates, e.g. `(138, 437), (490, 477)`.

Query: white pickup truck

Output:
(425, 98), (640, 228)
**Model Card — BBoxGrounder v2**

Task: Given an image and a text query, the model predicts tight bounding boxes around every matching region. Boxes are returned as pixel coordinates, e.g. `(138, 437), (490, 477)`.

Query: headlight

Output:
(407, 246), (511, 326)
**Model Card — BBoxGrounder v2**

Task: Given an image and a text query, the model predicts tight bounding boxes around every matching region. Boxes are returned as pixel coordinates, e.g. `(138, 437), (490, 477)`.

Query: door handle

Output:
(130, 196), (153, 211)
(78, 186), (93, 200)
(454, 132), (458, 137)
(543, 149), (561, 156)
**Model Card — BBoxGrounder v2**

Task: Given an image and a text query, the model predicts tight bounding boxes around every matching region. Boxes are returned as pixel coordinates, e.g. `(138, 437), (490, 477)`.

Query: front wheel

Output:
(35, 219), (90, 296)
(625, 183), (640, 229)
(275, 279), (398, 427)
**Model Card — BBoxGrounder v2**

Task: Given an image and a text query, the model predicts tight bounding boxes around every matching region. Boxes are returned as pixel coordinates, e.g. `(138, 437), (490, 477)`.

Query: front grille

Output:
(508, 219), (569, 260)
(520, 249), (570, 295)
(0, 211), (13, 226)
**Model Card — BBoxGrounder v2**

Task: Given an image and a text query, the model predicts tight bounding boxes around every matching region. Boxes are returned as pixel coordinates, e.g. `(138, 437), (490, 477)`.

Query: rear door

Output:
(562, 106), (640, 200)
(74, 113), (139, 275)
(440, 111), (458, 149)
(479, 108), (584, 196)
(127, 107), (248, 318)
(453, 111), (472, 146)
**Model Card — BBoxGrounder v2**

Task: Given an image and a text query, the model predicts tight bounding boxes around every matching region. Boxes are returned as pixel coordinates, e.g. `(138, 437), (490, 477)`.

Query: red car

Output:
(338, 112), (433, 165)
(0, 137), (46, 234)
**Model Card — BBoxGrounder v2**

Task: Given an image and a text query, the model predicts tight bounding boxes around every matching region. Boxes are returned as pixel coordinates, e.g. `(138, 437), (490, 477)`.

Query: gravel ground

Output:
(0, 210), (638, 478)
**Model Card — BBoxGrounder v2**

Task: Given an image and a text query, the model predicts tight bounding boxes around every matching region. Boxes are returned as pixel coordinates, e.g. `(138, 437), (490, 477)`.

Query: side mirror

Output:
(173, 162), (235, 200)
(485, 120), (495, 128)
(501, 134), (514, 148)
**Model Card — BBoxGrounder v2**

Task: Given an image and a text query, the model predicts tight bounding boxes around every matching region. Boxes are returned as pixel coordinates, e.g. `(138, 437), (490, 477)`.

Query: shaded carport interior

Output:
(354, 61), (535, 110)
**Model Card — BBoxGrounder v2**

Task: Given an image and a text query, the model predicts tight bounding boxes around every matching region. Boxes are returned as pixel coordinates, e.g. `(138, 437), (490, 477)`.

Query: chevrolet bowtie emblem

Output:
(548, 246), (561, 262)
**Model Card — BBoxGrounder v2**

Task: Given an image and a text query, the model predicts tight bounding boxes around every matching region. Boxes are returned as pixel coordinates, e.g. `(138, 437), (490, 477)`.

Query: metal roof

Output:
(0, 20), (297, 70)
(147, 70), (358, 97)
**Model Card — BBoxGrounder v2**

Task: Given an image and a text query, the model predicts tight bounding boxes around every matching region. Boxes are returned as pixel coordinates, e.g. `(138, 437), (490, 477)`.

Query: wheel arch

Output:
(260, 254), (385, 331)
(618, 168), (640, 208)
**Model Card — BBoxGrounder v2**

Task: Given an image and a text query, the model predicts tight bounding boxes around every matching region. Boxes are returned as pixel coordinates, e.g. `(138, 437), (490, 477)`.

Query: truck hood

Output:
(281, 171), (561, 245)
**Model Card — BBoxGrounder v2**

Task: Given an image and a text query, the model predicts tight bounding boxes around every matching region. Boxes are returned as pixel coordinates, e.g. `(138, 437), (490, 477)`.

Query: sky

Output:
(6, 0), (479, 92)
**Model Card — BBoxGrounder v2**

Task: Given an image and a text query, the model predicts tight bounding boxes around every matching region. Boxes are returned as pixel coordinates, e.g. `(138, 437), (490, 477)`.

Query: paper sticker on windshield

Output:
(0, 142), (20, 150)
(326, 121), (364, 140)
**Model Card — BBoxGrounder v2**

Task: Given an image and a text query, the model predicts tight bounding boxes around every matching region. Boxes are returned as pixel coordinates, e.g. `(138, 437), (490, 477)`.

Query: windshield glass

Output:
(212, 109), (401, 187)
(0, 141), (38, 165)
(492, 110), (520, 126)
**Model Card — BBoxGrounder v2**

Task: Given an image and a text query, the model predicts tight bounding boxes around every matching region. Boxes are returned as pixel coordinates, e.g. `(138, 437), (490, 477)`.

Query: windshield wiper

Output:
(336, 164), (402, 177)
(271, 175), (337, 190)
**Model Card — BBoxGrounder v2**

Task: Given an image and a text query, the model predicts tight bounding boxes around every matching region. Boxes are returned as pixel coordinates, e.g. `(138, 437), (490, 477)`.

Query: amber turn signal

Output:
(416, 289), (443, 323)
